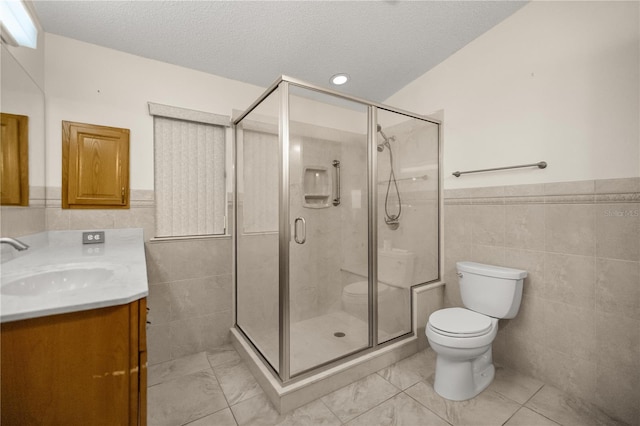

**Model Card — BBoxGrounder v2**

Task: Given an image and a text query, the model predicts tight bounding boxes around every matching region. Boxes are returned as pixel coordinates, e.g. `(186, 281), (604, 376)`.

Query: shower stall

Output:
(233, 76), (440, 386)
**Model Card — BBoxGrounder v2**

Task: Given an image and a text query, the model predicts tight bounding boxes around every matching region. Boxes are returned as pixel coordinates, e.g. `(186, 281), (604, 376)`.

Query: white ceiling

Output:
(32, 1), (526, 102)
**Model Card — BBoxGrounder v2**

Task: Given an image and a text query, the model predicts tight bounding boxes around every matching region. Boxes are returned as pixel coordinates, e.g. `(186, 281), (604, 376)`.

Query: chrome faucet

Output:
(0, 237), (29, 251)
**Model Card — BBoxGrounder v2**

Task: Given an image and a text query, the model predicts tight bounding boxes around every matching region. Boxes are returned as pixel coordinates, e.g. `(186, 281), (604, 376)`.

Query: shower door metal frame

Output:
(233, 75), (442, 385)
(367, 106), (379, 349)
(278, 82), (291, 381)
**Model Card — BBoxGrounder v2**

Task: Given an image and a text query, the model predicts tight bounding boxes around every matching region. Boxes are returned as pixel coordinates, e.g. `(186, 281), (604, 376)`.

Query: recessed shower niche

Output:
(302, 166), (330, 208)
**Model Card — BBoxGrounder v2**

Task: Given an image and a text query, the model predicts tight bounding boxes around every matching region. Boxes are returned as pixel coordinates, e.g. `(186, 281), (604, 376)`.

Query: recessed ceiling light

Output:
(330, 73), (349, 86)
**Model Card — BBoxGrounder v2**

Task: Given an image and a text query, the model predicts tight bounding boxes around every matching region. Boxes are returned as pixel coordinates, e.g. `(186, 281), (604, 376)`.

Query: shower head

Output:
(377, 124), (392, 152)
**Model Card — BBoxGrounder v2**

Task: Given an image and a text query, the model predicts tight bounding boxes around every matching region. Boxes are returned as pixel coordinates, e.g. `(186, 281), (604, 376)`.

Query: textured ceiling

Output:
(32, 1), (526, 102)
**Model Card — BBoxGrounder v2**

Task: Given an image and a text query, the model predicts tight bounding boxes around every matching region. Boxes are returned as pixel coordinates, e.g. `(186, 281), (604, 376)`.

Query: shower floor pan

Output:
(231, 311), (418, 414)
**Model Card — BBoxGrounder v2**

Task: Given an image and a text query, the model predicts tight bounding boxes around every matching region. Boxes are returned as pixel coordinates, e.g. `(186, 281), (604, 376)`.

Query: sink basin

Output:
(2, 268), (115, 296)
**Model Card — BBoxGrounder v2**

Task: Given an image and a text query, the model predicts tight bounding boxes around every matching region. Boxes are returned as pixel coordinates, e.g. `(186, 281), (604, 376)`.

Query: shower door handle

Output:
(294, 217), (306, 244)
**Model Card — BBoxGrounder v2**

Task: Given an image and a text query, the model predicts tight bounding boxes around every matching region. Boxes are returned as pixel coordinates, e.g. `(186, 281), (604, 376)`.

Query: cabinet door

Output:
(1, 302), (141, 425)
(139, 298), (148, 426)
(62, 120), (129, 208)
(0, 113), (29, 206)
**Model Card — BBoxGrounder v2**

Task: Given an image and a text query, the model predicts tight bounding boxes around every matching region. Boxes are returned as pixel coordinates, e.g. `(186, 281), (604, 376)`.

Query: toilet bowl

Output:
(425, 262), (527, 401)
(426, 307), (498, 400)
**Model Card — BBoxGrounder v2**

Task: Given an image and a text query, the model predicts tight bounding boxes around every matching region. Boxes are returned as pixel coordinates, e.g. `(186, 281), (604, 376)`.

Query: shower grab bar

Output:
(294, 217), (306, 244)
(452, 161), (547, 177)
(332, 160), (341, 206)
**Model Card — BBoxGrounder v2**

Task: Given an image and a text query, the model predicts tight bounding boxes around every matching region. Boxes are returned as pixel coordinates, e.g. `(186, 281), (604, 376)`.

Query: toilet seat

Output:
(343, 281), (390, 296)
(428, 308), (492, 338)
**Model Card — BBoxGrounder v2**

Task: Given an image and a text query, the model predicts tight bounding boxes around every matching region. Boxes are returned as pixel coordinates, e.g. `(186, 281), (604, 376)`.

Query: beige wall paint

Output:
(387, 1), (640, 189)
(44, 33), (264, 191)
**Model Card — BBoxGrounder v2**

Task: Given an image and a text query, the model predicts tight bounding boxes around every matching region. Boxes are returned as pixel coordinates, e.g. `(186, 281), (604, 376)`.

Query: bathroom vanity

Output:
(0, 228), (149, 426)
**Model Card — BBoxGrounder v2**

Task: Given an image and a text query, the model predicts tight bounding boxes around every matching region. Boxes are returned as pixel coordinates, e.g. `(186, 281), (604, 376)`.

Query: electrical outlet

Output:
(82, 231), (105, 244)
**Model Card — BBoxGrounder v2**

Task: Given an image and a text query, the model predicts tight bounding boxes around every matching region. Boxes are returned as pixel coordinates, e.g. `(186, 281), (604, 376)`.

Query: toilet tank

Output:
(379, 250), (415, 288)
(457, 261), (527, 319)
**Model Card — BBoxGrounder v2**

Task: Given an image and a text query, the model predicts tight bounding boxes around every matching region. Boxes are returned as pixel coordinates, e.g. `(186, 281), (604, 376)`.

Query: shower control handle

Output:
(294, 217), (306, 244)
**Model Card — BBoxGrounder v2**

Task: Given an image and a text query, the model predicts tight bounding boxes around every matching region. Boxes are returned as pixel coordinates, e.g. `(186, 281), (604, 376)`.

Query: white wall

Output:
(386, 1), (640, 189)
(45, 33), (265, 191)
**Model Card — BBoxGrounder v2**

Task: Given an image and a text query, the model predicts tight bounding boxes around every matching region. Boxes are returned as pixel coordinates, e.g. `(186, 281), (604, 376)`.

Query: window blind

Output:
(150, 103), (228, 237)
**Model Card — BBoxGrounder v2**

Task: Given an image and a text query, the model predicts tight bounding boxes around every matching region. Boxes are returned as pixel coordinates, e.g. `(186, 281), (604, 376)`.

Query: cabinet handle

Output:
(121, 187), (125, 204)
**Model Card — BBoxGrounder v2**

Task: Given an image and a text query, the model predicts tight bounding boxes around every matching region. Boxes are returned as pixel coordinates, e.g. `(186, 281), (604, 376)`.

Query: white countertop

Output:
(1, 228), (149, 323)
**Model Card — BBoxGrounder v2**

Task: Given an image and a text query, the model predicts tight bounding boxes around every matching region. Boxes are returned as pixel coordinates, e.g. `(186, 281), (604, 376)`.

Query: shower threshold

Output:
(230, 325), (418, 414)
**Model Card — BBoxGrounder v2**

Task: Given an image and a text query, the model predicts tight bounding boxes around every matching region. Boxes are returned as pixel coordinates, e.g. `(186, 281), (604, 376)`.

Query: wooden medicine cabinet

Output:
(62, 120), (130, 209)
(0, 112), (29, 206)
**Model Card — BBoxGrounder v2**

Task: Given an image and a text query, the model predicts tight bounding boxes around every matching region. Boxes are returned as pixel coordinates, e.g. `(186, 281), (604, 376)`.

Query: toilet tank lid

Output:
(457, 261), (527, 279)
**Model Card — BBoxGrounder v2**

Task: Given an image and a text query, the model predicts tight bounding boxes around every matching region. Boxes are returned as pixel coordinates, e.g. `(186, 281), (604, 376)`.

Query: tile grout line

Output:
(204, 351), (240, 423)
(500, 405), (525, 426)
(340, 390), (402, 425)
(402, 384), (454, 426)
(317, 398), (345, 425)
(519, 384), (564, 425)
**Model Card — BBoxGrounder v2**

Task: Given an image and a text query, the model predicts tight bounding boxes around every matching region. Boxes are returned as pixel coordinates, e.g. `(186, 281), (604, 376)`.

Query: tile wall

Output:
(43, 187), (233, 366)
(0, 186), (46, 240)
(144, 235), (232, 365)
(442, 177), (640, 425)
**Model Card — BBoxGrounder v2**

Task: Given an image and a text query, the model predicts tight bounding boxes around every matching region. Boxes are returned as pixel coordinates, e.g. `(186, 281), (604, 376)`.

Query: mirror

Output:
(0, 44), (46, 240)
(0, 45), (45, 208)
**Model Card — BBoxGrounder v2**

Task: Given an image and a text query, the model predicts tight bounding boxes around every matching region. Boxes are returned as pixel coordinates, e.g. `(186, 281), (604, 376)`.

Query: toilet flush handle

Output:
(457, 272), (463, 278)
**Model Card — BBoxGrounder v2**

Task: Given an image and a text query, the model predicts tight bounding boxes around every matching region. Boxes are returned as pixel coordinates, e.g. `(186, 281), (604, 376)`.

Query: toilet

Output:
(426, 261), (527, 401)
(342, 249), (415, 328)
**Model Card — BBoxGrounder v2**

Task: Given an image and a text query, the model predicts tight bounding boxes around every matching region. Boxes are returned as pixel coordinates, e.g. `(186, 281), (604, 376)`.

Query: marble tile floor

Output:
(148, 345), (627, 426)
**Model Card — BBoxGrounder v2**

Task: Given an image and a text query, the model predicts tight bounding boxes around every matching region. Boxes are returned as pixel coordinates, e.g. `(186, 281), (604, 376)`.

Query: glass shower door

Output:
(287, 85), (370, 375)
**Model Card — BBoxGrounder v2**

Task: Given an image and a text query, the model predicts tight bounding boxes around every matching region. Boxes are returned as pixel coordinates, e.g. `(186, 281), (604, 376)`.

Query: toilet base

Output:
(433, 346), (495, 401)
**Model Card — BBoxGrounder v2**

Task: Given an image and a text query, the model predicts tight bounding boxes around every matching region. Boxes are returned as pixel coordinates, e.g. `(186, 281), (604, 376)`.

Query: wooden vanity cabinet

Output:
(0, 298), (147, 426)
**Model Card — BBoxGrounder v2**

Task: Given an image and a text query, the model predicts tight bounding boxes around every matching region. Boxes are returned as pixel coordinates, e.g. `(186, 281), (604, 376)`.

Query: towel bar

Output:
(452, 161), (547, 177)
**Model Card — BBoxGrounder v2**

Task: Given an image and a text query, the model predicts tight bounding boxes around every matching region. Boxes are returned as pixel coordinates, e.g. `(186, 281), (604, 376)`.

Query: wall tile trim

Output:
(444, 178), (640, 205)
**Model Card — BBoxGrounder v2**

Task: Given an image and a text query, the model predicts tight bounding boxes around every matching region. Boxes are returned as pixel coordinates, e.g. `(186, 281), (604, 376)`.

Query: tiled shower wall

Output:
(443, 178), (639, 425)
(44, 188), (233, 366)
